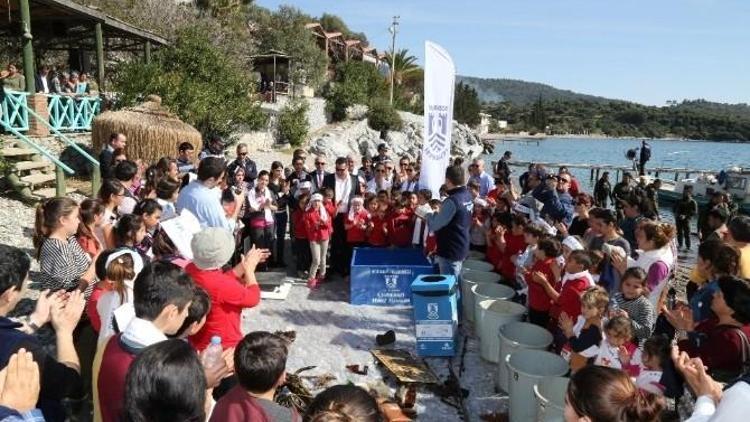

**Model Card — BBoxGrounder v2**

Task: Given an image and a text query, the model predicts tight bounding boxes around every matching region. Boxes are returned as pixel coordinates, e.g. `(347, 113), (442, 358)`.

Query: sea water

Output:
(487, 137), (749, 191)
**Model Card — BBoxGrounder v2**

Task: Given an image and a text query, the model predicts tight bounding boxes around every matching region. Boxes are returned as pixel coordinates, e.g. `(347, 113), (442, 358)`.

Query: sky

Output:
(256, 0), (749, 106)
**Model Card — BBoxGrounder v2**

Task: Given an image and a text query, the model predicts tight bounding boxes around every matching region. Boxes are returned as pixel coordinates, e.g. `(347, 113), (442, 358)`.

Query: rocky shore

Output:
(308, 111), (485, 161)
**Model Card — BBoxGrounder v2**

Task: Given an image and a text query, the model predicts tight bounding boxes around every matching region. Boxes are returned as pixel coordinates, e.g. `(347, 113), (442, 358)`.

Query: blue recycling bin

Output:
(350, 248), (435, 306)
(411, 274), (459, 357)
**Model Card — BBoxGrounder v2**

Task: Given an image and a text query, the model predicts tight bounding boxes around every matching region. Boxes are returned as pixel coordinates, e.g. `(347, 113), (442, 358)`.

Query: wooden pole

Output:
(19, 0), (36, 93)
(95, 22), (105, 91)
(272, 55), (277, 103)
(55, 165), (66, 197)
(144, 41), (152, 64)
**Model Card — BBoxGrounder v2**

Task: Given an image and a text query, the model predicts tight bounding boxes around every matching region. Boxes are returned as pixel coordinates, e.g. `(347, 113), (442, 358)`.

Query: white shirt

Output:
(687, 381), (750, 421)
(366, 178), (392, 194)
(334, 175), (352, 214)
(39, 75), (49, 93)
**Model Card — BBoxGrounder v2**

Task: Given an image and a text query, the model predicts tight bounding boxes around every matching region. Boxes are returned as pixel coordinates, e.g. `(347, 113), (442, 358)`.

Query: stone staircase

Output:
(1, 140), (75, 200)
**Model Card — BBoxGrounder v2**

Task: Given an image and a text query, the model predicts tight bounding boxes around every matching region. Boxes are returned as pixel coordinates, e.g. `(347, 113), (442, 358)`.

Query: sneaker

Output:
(307, 277), (319, 289)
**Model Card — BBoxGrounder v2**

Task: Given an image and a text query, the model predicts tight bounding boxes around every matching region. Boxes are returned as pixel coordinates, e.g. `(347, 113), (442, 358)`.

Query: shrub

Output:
(113, 26), (266, 138)
(324, 61), (387, 122)
(367, 100), (403, 132)
(277, 100), (309, 146)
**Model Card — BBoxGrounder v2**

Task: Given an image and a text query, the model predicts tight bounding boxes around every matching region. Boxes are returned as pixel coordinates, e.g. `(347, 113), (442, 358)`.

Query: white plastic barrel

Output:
(474, 298), (526, 362)
(472, 283), (516, 323)
(497, 322), (553, 392)
(463, 259), (494, 273)
(460, 270), (501, 322)
(534, 376), (570, 422)
(468, 250), (486, 260)
(507, 350), (568, 422)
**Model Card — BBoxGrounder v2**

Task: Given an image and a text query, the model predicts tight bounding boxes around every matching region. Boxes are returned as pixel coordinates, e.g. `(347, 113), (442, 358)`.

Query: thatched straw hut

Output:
(92, 95), (202, 165)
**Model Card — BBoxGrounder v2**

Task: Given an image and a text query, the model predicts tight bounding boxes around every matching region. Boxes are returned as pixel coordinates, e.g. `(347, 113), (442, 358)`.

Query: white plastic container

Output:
(507, 350), (568, 422)
(497, 322), (553, 392)
(472, 283), (516, 324)
(463, 259), (494, 272)
(460, 270), (501, 322)
(468, 250), (486, 260)
(474, 298), (526, 362)
(534, 376), (570, 422)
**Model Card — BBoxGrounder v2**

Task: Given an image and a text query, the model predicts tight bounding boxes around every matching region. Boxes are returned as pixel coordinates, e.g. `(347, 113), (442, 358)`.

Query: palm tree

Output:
(384, 49), (420, 86)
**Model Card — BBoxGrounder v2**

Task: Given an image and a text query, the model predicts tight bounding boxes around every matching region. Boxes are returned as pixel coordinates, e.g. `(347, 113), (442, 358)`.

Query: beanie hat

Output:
(191, 227), (235, 270)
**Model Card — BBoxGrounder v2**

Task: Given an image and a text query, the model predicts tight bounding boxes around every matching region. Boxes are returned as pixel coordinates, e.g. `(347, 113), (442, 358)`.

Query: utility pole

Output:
(388, 15), (399, 105)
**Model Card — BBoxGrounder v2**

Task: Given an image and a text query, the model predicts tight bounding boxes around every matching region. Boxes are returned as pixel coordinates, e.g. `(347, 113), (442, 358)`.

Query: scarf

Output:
(307, 194), (328, 222)
(561, 270), (595, 289)
(248, 187), (274, 223)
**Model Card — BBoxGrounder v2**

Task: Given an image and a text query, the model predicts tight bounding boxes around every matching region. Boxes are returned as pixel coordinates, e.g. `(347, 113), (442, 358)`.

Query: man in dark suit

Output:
(310, 155), (330, 193)
(323, 156), (362, 277)
(99, 133), (127, 180)
(35, 65), (51, 94)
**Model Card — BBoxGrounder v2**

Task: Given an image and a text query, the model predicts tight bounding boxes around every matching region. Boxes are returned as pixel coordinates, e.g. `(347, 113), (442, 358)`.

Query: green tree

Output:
(277, 99), (309, 146)
(248, 5), (328, 89)
(453, 82), (481, 126)
(113, 26), (266, 138)
(529, 95), (548, 131)
(384, 49), (420, 87)
(324, 61), (388, 121)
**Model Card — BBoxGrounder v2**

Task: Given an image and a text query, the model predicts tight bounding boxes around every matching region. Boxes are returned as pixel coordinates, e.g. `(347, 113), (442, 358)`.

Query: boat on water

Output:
(658, 167), (750, 214)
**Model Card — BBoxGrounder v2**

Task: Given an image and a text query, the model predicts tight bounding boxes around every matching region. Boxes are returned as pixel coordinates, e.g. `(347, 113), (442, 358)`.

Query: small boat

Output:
(658, 167), (750, 215)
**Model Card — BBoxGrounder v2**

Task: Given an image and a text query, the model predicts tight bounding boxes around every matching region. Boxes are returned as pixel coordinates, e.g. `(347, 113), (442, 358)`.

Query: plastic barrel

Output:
(497, 322), (553, 392)
(460, 270), (501, 322)
(507, 350), (568, 422)
(468, 250), (486, 260)
(472, 283), (516, 323)
(463, 259), (494, 273)
(534, 376), (570, 422)
(474, 298), (526, 362)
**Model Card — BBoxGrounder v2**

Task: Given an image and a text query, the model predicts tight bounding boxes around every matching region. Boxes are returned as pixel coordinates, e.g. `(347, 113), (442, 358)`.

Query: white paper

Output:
(160, 209), (202, 260)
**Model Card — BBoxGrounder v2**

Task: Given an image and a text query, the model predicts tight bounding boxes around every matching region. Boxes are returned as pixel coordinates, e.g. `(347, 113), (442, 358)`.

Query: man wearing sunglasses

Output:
(311, 155), (330, 193)
(227, 143), (258, 187)
(323, 157), (362, 277)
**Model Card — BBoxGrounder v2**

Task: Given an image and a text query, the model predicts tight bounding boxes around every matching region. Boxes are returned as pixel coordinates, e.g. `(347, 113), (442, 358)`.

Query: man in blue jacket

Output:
(424, 165), (473, 277)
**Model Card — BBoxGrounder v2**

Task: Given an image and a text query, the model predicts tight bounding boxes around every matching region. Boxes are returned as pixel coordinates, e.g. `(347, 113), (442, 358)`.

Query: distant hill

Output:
(456, 75), (619, 105)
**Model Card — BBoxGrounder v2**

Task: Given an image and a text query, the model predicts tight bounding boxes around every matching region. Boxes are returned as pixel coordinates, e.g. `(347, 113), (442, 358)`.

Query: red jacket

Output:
(499, 232), (526, 280)
(550, 276), (590, 322)
(86, 283), (111, 333)
(186, 263), (261, 351)
(346, 210), (369, 243)
(323, 200), (336, 219)
(527, 257), (557, 312)
(425, 233), (437, 255)
(210, 385), (301, 422)
(678, 318), (750, 373)
(388, 211), (415, 247)
(291, 209), (308, 239)
(368, 214), (389, 246)
(97, 335), (137, 422)
(303, 207), (333, 242)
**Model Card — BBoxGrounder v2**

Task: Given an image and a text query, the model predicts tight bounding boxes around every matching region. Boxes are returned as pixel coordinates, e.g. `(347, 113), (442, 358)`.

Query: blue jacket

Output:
(427, 186), (473, 262)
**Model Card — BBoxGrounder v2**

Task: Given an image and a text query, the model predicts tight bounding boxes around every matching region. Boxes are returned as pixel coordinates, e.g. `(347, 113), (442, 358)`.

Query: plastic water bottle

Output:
(203, 336), (223, 369)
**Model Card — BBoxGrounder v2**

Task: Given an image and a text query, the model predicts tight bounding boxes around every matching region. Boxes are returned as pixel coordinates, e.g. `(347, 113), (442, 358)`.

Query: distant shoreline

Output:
(483, 133), (748, 144)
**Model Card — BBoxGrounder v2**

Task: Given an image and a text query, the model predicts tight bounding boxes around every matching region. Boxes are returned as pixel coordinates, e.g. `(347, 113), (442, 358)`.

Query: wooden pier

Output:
(503, 160), (715, 183)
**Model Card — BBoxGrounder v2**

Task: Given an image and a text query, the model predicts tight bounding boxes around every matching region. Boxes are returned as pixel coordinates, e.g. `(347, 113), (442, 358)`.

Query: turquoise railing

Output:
(0, 91), (100, 132)
(47, 94), (101, 131)
(0, 90), (29, 131)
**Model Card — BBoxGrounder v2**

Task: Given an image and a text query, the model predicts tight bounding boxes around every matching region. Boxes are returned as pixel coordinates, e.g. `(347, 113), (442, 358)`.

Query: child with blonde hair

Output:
(560, 286), (609, 372)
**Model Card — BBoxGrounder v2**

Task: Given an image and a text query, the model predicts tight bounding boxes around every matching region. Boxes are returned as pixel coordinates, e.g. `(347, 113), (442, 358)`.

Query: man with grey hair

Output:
(227, 142), (258, 186)
(469, 158), (493, 197)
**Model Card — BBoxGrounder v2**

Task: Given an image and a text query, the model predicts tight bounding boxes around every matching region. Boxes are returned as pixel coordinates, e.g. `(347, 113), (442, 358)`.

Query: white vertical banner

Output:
(419, 41), (456, 198)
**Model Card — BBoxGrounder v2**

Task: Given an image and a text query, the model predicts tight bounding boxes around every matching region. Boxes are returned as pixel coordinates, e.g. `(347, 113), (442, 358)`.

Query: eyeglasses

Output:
(238, 152), (247, 156)
(385, 167), (393, 171)
(336, 167), (347, 172)
(560, 179), (570, 183)
(315, 162), (326, 166)
(406, 168), (414, 173)
(376, 169), (386, 173)
(469, 164), (478, 168)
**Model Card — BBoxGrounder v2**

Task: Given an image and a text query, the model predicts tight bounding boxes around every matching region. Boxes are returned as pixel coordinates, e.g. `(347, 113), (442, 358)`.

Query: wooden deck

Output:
(503, 160), (715, 183)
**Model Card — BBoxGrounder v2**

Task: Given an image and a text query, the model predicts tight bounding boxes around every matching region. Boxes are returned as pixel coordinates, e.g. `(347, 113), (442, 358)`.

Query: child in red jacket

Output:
(291, 193), (312, 278)
(527, 237), (562, 328)
(498, 215), (528, 281)
(304, 193), (333, 289)
(367, 196), (388, 247)
(321, 187), (337, 219)
(345, 196), (369, 247)
(388, 198), (415, 248)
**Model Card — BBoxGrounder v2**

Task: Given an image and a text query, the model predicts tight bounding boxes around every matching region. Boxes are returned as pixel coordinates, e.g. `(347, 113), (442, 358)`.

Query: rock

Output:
(307, 109), (484, 162)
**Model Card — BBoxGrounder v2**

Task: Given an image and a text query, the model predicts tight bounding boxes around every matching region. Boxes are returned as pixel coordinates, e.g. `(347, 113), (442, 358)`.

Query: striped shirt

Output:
(38, 237), (91, 293)
(613, 292), (656, 343)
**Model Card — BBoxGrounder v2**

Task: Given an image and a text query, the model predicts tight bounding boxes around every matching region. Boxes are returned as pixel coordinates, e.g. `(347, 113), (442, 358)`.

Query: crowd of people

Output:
(0, 63), (99, 95)
(0, 131), (748, 421)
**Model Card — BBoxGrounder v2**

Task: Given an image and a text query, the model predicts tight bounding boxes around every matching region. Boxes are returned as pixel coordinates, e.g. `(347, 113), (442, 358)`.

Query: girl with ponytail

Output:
(34, 197), (97, 293)
(304, 385), (383, 422)
(565, 365), (664, 422)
